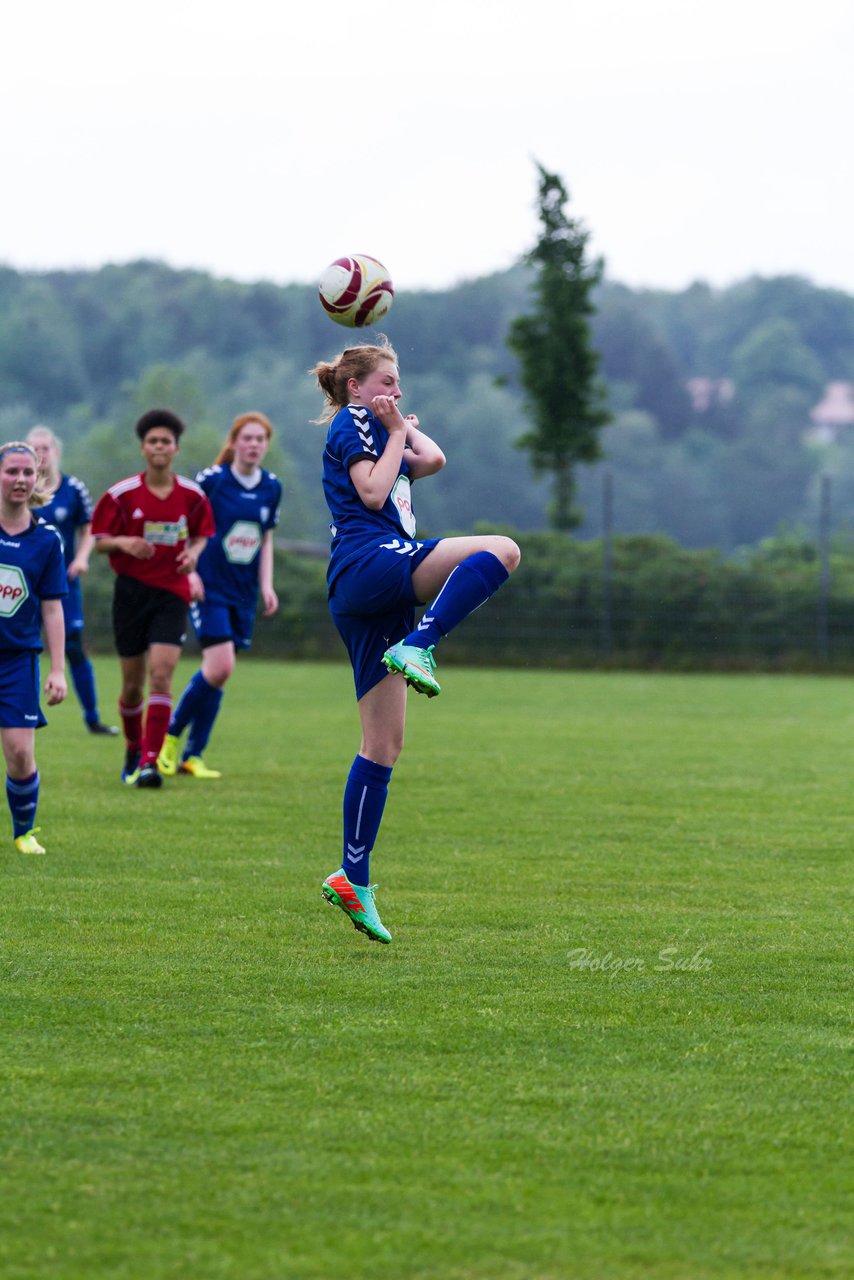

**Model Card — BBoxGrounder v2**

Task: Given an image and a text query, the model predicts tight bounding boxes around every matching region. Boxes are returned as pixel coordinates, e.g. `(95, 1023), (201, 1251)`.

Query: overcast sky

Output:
(3, 0), (852, 296)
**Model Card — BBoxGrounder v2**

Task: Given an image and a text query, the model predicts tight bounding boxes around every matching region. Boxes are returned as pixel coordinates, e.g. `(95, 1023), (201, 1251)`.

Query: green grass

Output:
(2, 660), (852, 1279)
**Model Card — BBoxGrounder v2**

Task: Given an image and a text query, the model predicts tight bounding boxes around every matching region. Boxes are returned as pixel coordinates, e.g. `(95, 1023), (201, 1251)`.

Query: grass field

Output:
(2, 658), (852, 1280)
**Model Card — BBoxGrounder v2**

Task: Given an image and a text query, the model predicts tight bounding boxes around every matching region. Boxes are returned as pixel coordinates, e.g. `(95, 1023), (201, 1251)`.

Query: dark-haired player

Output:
(91, 409), (215, 788)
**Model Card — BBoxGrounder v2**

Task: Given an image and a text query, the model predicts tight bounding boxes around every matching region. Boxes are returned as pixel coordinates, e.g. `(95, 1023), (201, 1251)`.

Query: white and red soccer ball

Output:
(318, 254), (394, 328)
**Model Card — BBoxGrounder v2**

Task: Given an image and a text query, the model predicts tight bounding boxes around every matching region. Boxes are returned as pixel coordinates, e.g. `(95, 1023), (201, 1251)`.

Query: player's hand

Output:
(261, 587), (279, 617)
(188, 572), (205, 601)
(67, 556), (88, 580)
(371, 395), (406, 433)
(123, 536), (155, 560)
(404, 413), (420, 437)
(175, 548), (198, 574)
(44, 671), (67, 706)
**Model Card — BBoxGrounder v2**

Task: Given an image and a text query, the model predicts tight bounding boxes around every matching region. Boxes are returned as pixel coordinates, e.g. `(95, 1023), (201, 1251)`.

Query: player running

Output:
(26, 426), (118, 736)
(311, 337), (520, 943)
(0, 441), (68, 854)
(157, 413), (282, 779)
(91, 409), (215, 789)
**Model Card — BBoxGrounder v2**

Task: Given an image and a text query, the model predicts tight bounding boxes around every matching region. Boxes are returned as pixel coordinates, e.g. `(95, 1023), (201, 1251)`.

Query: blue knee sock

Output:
(185, 683), (224, 759)
(405, 551), (509, 650)
(169, 671), (211, 738)
(342, 755), (393, 887)
(70, 657), (99, 725)
(7, 771), (40, 838)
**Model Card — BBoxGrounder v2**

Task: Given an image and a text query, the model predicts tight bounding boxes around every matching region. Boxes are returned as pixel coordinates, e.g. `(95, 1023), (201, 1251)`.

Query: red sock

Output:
(142, 694), (172, 766)
(119, 700), (144, 751)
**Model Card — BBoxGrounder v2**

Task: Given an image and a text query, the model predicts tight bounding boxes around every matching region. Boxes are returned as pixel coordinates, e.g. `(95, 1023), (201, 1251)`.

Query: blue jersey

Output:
(37, 475), (93, 566)
(0, 518), (67, 654)
(323, 404), (419, 589)
(194, 465), (282, 607)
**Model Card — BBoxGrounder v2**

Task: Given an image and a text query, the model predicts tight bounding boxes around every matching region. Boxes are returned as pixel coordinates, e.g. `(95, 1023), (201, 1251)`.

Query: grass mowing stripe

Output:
(1, 660), (851, 1279)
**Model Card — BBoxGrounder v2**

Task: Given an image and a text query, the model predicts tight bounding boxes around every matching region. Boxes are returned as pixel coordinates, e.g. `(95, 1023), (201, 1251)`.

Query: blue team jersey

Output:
(0, 518), (67, 653)
(194, 465), (282, 607)
(37, 475), (93, 566)
(323, 404), (418, 588)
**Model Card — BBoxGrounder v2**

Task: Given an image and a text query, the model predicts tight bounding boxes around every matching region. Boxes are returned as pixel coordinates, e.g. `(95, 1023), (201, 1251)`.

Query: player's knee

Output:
(122, 680), (145, 705)
(203, 656), (234, 687)
(362, 730), (404, 767)
(491, 536), (521, 574)
(7, 746), (35, 778)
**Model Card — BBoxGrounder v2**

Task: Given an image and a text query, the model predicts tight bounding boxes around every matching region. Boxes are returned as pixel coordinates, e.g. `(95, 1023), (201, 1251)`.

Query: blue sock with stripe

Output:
(342, 755), (393, 887)
(405, 550), (509, 650)
(70, 657), (99, 725)
(185, 684), (224, 759)
(7, 771), (40, 838)
(169, 670), (208, 737)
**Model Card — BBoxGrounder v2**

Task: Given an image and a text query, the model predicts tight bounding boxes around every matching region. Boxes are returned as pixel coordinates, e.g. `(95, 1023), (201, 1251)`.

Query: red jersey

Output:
(91, 472), (215, 602)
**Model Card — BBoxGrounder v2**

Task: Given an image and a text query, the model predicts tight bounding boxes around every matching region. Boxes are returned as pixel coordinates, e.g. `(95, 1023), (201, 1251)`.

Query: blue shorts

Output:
(190, 599), (255, 651)
(62, 578), (84, 634)
(329, 538), (440, 700)
(0, 651), (47, 729)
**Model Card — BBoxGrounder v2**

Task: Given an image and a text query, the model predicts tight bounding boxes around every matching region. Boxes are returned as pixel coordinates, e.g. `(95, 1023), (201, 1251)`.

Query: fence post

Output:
(818, 473), (831, 662)
(601, 470), (614, 656)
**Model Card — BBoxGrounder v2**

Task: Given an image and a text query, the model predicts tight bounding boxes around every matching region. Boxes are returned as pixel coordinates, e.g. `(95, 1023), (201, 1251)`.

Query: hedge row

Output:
(76, 532), (854, 672)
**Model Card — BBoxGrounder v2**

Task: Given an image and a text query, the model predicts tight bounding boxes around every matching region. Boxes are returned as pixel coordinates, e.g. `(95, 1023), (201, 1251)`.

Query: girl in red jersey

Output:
(91, 410), (215, 788)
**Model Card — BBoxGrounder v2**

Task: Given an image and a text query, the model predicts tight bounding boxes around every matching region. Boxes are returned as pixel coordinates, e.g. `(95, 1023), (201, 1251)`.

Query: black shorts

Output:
(112, 575), (188, 658)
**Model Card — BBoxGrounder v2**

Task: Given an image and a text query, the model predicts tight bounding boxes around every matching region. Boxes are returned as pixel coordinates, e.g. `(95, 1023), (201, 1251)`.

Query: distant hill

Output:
(2, 260), (854, 549)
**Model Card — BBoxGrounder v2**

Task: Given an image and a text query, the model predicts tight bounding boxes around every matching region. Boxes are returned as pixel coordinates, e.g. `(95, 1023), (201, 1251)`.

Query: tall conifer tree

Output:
(509, 164), (610, 529)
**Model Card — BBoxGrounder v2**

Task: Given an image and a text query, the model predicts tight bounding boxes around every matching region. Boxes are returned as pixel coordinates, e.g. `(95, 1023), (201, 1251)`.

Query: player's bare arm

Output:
(350, 395), (407, 510)
(41, 599), (68, 706)
(260, 532), (278, 617)
(176, 537), (207, 575)
(404, 418), (446, 479)
(95, 535), (155, 560)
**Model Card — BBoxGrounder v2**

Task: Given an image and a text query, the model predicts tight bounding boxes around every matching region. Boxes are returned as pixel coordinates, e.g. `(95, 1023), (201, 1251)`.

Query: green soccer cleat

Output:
(321, 869), (392, 944)
(15, 828), (46, 855)
(381, 641), (441, 697)
(157, 734), (180, 776)
(179, 756), (222, 779)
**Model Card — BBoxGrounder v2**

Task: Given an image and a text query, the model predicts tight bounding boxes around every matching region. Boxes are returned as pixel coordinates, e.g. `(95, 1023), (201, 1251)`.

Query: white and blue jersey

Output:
(323, 404), (423, 593)
(0, 519), (67, 654)
(37, 474), (92, 633)
(194, 464), (282, 607)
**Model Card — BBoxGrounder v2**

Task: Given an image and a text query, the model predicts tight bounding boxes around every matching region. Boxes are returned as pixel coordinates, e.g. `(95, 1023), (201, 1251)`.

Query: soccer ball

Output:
(318, 254), (394, 328)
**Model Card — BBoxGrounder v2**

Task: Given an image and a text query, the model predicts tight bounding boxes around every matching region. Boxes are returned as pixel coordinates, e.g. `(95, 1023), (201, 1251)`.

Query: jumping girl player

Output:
(312, 338), (520, 944)
(157, 413), (282, 779)
(26, 426), (117, 736)
(0, 441), (67, 855)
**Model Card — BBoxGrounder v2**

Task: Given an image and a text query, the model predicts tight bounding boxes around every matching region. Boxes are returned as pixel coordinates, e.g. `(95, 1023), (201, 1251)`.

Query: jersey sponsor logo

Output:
(223, 520), (262, 565)
(390, 475), (416, 537)
(0, 564), (29, 616)
(143, 516), (188, 546)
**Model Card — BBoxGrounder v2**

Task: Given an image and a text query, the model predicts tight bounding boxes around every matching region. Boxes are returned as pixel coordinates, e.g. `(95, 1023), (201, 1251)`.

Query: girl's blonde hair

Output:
(214, 412), (274, 467)
(0, 441), (51, 507)
(26, 424), (63, 456)
(310, 335), (398, 423)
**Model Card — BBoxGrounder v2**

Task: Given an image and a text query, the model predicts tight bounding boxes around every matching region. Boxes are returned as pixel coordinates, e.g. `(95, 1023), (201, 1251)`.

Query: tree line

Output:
(2, 244), (854, 551)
